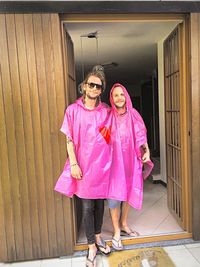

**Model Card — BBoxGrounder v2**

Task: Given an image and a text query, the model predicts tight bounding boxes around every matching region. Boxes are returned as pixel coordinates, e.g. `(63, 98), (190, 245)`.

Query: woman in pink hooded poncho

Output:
(107, 83), (154, 251)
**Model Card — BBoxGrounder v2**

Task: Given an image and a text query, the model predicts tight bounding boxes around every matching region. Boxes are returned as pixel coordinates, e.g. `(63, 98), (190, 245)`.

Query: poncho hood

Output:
(76, 96), (106, 111)
(110, 83), (133, 113)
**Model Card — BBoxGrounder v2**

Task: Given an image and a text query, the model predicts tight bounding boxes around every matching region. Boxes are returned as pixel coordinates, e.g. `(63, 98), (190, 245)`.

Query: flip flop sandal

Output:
(112, 237), (123, 251)
(121, 229), (139, 237)
(86, 249), (97, 267)
(95, 238), (111, 256)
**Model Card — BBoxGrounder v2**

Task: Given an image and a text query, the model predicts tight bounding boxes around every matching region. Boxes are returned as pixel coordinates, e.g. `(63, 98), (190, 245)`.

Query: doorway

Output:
(60, 14), (191, 250)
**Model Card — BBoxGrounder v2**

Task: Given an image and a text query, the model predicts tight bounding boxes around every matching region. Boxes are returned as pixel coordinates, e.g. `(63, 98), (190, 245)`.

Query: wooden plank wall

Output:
(190, 13), (200, 240)
(0, 14), (74, 262)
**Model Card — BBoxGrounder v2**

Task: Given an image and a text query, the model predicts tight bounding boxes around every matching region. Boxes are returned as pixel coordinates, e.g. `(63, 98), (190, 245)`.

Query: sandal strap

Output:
(96, 238), (106, 249)
(121, 229), (139, 236)
(86, 249), (97, 265)
(86, 255), (96, 264)
(112, 237), (122, 248)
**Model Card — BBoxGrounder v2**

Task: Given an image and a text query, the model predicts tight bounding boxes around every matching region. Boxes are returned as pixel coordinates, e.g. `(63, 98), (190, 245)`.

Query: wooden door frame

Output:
(60, 21), (78, 248)
(190, 13), (200, 241)
(1, 1), (200, 14)
(60, 14), (192, 251)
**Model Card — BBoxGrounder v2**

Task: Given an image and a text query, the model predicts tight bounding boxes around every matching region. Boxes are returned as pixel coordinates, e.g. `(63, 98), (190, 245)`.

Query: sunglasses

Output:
(87, 82), (102, 90)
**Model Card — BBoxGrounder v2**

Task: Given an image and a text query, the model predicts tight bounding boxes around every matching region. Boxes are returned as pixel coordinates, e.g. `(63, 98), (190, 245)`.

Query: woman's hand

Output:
(70, 164), (82, 180)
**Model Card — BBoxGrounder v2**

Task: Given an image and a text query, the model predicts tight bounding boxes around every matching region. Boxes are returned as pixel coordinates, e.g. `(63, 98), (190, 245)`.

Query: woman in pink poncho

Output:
(107, 83), (154, 251)
(54, 67), (111, 266)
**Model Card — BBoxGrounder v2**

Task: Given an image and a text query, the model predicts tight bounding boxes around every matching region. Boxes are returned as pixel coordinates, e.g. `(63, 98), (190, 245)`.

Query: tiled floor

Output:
(78, 179), (183, 243)
(1, 243), (200, 266)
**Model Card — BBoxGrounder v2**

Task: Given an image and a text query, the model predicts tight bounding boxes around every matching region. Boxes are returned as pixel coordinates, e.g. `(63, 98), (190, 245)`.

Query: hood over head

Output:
(110, 83), (133, 113)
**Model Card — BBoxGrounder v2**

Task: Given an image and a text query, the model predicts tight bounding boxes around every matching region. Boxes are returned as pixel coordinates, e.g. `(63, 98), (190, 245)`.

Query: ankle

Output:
(95, 233), (101, 243)
(114, 230), (121, 238)
(120, 223), (128, 229)
(88, 243), (97, 251)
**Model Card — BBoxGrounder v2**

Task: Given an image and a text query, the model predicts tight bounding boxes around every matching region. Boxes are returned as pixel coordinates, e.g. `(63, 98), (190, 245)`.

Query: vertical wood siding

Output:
(191, 14), (200, 240)
(0, 14), (74, 262)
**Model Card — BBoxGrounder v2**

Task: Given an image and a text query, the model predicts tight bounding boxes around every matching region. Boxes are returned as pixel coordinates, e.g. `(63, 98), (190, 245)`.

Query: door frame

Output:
(60, 14), (192, 251)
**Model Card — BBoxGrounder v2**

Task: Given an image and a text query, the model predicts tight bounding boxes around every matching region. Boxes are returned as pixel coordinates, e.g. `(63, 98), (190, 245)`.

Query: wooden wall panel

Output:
(0, 13), (74, 262)
(190, 13), (200, 240)
(0, 14), (20, 261)
(0, 61), (9, 261)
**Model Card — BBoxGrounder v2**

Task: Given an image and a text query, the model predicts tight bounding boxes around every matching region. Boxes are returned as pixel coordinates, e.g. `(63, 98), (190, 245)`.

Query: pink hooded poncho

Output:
(54, 97), (111, 199)
(108, 83), (154, 209)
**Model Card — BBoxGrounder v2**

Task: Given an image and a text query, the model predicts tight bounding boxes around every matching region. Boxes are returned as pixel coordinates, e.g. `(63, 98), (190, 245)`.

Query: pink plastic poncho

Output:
(54, 97), (111, 199)
(108, 83), (154, 209)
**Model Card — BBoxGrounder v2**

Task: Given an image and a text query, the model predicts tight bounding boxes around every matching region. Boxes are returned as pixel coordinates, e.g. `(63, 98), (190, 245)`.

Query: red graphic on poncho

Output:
(99, 126), (111, 144)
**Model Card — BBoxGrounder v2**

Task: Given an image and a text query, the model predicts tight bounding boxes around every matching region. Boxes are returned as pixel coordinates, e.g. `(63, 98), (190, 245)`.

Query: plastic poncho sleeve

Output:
(60, 109), (73, 140)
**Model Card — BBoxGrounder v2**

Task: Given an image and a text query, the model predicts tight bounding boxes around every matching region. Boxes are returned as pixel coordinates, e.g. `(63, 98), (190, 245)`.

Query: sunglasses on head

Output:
(87, 82), (102, 90)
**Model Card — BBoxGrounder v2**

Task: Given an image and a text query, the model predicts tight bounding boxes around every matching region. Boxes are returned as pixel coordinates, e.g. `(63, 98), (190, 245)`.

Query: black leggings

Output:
(82, 199), (104, 244)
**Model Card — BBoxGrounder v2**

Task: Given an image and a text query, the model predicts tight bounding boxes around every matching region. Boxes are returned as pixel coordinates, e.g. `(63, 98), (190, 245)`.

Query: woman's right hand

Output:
(71, 164), (83, 180)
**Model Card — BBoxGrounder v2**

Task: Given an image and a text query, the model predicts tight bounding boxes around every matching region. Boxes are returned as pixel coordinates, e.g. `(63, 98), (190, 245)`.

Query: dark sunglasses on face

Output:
(87, 82), (102, 90)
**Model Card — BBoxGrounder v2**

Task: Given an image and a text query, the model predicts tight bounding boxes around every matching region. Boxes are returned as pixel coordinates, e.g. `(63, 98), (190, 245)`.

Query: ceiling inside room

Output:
(65, 21), (180, 88)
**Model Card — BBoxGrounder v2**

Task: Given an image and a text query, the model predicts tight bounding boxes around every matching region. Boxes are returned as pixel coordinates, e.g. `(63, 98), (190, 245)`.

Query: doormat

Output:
(107, 247), (175, 267)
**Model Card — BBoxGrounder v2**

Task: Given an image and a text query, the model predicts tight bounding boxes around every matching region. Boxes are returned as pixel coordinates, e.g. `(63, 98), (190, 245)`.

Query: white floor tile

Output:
(71, 261), (85, 267)
(71, 256), (88, 267)
(10, 260), (41, 267)
(164, 245), (186, 252)
(153, 215), (183, 234)
(71, 256), (85, 263)
(166, 248), (200, 267)
(96, 255), (103, 267)
(185, 243), (200, 249)
(101, 257), (109, 267)
(71, 255), (103, 267)
(187, 247), (200, 263)
(41, 258), (69, 267)
(61, 258), (72, 267)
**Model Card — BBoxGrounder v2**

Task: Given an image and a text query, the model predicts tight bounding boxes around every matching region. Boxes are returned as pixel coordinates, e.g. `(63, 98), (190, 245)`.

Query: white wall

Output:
(157, 40), (167, 183)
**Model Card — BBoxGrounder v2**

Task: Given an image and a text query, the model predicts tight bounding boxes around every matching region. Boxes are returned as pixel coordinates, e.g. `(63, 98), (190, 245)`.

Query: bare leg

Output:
(120, 202), (130, 229)
(120, 202), (139, 237)
(109, 207), (123, 250)
(110, 207), (121, 239)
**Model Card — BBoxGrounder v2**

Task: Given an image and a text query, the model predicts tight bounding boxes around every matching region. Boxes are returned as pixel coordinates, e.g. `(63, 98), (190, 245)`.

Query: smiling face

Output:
(112, 86), (126, 110)
(83, 75), (102, 100)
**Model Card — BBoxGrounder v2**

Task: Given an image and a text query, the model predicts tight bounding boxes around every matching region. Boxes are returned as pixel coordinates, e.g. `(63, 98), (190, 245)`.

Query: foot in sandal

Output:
(112, 236), (123, 251)
(121, 226), (139, 237)
(86, 246), (97, 267)
(95, 237), (111, 255)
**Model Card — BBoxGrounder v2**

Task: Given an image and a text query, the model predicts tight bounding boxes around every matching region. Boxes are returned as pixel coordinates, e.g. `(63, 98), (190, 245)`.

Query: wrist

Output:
(70, 162), (78, 167)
